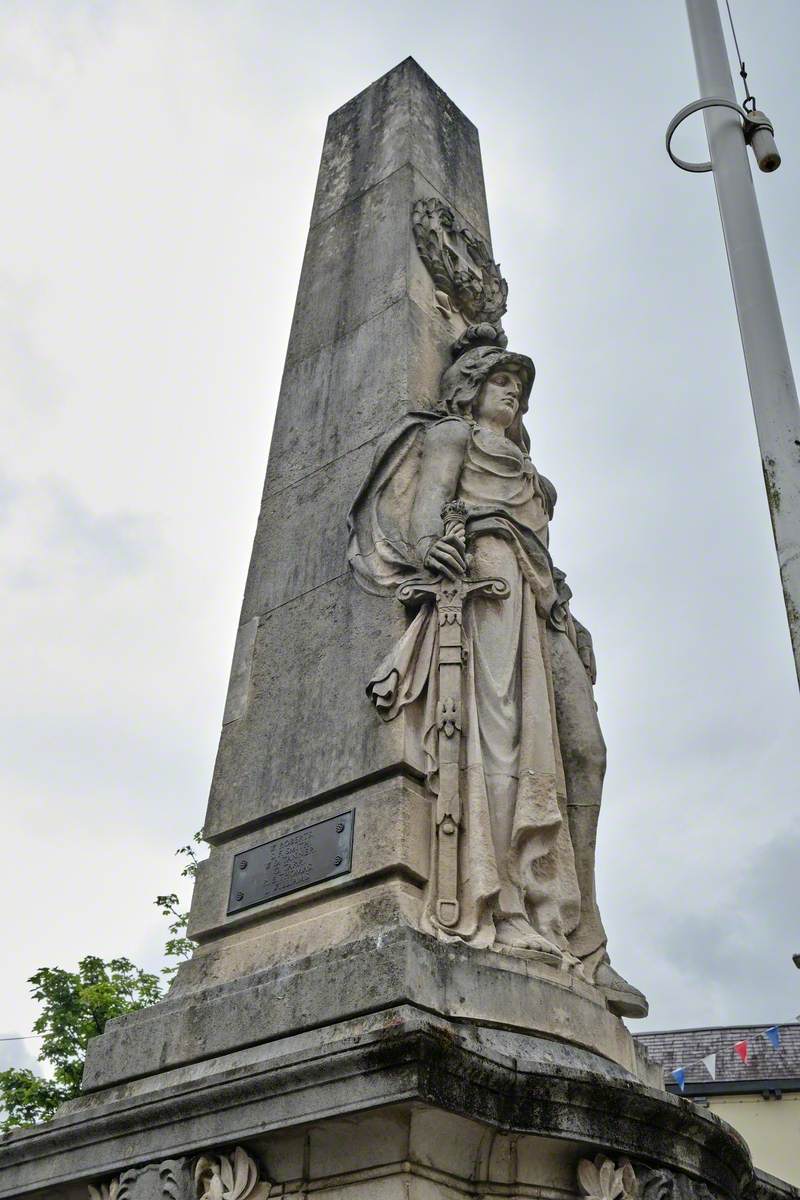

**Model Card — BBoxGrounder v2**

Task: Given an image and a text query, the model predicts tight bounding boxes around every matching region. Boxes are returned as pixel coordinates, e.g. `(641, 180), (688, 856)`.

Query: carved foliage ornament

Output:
(577, 1155), (726, 1200)
(195, 1147), (271, 1200)
(89, 1160), (191, 1200)
(90, 1147), (270, 1200)
(89, 1184), (120, 1200)
(577, 1155), (637, 1200)
(636, 1165), (722, 1200)
(412, 197), (508, 329)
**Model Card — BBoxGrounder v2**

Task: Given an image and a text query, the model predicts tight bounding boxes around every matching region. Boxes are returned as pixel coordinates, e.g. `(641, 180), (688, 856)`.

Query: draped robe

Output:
(348, 414), (582, 951)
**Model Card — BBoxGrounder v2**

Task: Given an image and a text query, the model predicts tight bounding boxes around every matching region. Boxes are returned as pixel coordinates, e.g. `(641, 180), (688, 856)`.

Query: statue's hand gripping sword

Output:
(397, 500), (509, 929)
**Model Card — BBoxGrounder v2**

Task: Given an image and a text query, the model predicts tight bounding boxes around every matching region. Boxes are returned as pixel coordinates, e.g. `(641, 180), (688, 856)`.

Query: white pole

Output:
(685, 0), (800, 690)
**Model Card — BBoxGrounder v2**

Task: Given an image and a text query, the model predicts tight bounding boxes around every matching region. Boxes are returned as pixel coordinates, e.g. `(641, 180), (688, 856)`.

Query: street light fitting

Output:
(666, 96), (781, 174)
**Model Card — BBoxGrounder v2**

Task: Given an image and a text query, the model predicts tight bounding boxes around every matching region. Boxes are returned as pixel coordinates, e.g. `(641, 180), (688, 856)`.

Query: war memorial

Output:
(0, 56), (795, 1200)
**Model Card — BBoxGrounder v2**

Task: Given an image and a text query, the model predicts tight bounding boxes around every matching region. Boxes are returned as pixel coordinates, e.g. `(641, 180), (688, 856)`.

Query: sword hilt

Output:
(441, 498), (468, 544)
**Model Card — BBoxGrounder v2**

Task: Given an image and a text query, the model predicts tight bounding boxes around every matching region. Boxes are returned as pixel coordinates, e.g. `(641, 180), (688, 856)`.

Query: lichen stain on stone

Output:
(762, 455), (781, 515)
(782, 582), (800, 649)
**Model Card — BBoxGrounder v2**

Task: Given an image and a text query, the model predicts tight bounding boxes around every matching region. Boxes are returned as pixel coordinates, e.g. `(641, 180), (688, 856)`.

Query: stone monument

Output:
(0, 56), (792, 1200)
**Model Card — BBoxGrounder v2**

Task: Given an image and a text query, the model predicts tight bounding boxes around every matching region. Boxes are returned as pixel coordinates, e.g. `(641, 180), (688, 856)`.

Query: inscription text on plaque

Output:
(227, 810), (355, 914)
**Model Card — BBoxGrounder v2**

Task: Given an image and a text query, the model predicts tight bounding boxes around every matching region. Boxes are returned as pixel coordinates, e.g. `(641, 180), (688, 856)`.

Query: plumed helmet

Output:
(438, 343), (535, 451)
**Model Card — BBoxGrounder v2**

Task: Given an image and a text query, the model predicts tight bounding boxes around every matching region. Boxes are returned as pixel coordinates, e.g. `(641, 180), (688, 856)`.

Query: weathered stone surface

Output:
(260, 292), (454, 501)
(755, 1171), (800, 1200)
(221, 615), (258, 726)
(80, 926), (650, 1093)
(309, 58), (490, 237)
(187, 775), (430, 943)
(206, 574), (413, 843)
(573, 1156), (800, 1200)
(82, 1146), (270, 1200)
(241, 439), (377, 620)
(205, 65), (494, 873)
(0, 1009), (756, 1200)
(286, 166), (411, 369)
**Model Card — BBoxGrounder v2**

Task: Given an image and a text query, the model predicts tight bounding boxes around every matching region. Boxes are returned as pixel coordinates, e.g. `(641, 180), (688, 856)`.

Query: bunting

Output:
(665, 1024), (787, 1089)
(700, 1053), (717, 1080)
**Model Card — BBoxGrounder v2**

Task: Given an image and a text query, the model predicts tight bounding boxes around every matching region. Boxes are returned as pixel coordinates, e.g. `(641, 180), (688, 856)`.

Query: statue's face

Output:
(475, 368), (522, 430)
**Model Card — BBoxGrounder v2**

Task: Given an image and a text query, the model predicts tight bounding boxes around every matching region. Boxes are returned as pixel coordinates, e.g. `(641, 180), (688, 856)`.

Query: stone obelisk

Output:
(0, 58), (784, 1200)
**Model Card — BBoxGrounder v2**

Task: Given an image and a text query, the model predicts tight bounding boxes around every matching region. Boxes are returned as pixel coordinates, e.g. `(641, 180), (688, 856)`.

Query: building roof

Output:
(635, 1024), (800, 1092)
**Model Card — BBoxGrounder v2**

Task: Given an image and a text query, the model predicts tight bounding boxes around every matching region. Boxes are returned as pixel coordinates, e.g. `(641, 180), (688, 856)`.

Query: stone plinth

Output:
(0, 1007), (766, 1200)
(79, 930), (656, 1093)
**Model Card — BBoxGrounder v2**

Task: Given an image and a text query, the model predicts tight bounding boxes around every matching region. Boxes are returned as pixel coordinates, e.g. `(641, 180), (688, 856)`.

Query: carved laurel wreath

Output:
(89, 1146), (270, 1200)
(411, 196), (508, 327)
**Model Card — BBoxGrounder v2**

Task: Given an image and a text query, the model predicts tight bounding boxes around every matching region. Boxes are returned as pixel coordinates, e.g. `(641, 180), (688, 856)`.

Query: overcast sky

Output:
(1, 1), (799, 1071)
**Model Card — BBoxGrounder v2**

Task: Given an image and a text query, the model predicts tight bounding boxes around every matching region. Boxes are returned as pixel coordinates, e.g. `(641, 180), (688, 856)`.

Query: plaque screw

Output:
(240, 860), (248, 870)
(336, 822), (344, 834)
(235, 891), (244, 901)
(334, 855), (343, 866)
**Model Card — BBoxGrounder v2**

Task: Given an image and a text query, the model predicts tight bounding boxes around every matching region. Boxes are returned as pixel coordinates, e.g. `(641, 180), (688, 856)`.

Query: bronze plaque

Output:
(227, 810), (355, 914)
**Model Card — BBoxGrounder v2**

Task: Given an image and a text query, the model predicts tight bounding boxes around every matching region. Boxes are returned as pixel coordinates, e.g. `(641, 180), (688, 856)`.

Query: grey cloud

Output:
(0, 277), (62, 410)
(0, 470), (19, 523)
(648, 832), (800, 1025)
(5, 565), (47, 592)
(1, 706), (209, 826)
(44, 482), (157, 578)
(0, 473), (159, 587)
(669, 830), (800, 956)
(0, 1035), (42, 1075)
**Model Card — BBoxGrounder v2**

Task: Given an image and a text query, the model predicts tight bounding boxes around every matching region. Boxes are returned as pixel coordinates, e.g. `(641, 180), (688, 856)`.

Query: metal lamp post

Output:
(667, 0), (800, 691)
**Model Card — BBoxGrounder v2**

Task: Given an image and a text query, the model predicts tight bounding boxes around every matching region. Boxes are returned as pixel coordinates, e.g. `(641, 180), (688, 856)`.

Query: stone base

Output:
(0, 1003), (787, 1200)
(79, 925), (655, 1092)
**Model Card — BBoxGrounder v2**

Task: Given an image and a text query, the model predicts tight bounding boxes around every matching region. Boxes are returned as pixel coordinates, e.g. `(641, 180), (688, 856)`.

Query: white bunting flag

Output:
(701, 1053), (717, 1080)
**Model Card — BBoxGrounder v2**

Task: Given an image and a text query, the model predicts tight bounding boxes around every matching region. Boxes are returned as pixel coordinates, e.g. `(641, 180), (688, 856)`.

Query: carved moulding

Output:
(89, 1146), (270, 1200)
(411, 196), (508, 336)
(635, 1164), (723, 1200)
(577, 1154), (726, 1200)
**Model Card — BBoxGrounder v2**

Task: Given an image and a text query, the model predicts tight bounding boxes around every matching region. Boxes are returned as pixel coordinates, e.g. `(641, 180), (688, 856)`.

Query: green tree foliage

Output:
(0, 837), (201, 1132)
(154, 837), (200, 974)
(0, 957), (162, 1129)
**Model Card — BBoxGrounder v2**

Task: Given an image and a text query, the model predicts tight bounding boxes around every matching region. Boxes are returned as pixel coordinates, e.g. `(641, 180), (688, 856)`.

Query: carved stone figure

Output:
(348, 209), (648, 1017)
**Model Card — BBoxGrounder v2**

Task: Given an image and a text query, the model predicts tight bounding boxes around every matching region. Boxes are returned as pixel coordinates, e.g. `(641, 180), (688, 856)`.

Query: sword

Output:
(397, 500), (509, 929)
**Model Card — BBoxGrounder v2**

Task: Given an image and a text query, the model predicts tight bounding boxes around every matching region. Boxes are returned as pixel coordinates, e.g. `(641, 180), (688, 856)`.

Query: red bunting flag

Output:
(734, 1040), (749, 1064)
